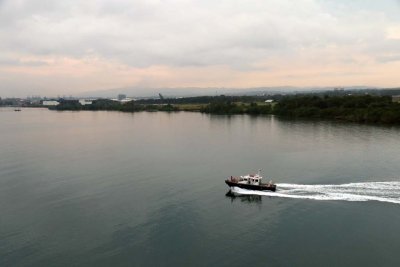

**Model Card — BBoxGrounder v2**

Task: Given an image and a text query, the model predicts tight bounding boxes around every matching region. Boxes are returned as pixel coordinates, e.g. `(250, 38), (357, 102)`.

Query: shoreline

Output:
(5, 94), (400, 125)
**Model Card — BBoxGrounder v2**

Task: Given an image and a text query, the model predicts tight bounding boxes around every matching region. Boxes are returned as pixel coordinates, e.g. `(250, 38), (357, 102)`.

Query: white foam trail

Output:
(230, 182), (400, 204)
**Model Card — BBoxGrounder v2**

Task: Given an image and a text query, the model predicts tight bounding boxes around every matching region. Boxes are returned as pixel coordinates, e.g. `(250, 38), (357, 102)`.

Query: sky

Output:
(1, 0), (400, 97)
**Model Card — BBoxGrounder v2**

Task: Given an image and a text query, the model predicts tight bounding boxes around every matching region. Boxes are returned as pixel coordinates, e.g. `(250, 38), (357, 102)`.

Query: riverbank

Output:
(50, 95), (400, 124)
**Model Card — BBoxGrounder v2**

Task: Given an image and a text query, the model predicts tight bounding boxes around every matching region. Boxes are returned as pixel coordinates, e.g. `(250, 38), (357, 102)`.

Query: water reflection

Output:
(225, 190), (262, 204)
(2, 109), (400, 266)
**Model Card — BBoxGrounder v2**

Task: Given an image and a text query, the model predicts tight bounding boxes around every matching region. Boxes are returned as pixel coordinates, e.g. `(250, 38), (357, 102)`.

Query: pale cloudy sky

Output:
(1, 0), (400, 97)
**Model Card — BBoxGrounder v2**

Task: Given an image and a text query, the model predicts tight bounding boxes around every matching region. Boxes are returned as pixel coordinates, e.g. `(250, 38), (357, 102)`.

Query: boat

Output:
(225, 170), (276, 192)
(14, 109), (21, 111)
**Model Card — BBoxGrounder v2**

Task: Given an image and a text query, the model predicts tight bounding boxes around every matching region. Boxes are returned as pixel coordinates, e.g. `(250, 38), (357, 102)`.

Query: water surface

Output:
(1, 108), (400, 266)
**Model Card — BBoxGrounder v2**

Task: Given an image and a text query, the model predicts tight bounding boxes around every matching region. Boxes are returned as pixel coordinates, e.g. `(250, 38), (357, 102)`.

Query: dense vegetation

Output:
(52, 99), (178, 112)
(274, 95), (400, 124)
(192, 95), (400, 123)
(200, 101), (272, 114)
(50, 94), (400, 124)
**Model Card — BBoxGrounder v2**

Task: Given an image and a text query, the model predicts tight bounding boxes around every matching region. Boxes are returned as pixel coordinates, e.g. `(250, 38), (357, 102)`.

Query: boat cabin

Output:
(249, 177), (260, 185)
(226, 170), (276, 192)
(238, 174), (262, 185)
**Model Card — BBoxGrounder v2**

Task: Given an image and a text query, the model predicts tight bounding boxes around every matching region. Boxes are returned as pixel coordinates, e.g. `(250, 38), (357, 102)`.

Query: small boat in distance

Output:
(225, 170), (276, 192)
(14, 109), (21, 112)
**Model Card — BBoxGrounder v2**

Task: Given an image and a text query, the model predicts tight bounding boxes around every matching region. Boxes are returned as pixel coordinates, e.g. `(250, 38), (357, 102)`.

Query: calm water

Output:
(1, 108), (400, 266)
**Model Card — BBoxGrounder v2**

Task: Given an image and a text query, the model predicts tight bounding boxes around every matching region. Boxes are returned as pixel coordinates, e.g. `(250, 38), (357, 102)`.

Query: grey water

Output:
(1, 107), (400, 267)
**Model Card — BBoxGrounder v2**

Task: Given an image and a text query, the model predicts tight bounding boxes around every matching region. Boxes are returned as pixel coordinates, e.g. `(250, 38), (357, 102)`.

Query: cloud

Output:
(1, 0), (400, 96)
(0, 0), (391, 67)
(387, 25), (400, 39)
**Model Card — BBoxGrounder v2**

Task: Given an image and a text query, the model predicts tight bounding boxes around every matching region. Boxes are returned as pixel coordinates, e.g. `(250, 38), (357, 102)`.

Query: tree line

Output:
(52, 95), (400, 124)
(51, 99), (178, 112)
(273, 95), (400, 123)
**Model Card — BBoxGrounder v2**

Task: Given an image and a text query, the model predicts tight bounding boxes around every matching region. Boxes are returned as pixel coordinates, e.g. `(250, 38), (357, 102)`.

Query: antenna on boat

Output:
(258, 169), (262, 176)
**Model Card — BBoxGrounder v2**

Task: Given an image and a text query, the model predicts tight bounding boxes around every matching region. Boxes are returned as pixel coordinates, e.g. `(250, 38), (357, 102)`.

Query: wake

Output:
(231, 181), (400, 204)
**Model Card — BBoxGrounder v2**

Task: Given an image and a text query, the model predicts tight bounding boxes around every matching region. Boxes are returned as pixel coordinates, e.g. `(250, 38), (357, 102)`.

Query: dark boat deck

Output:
(225, 180), (276, 192)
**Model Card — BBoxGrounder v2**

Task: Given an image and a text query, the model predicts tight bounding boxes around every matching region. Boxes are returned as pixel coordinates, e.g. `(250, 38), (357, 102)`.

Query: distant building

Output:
(111, 96), (134, 103)
(120, 98), (133, 103)
(392, 95), (400, 103)
(118, 94), (126, 101)
(42, 100), (59, 106)
(265, 99), (274, 103)
(79, 99), (93, 105)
